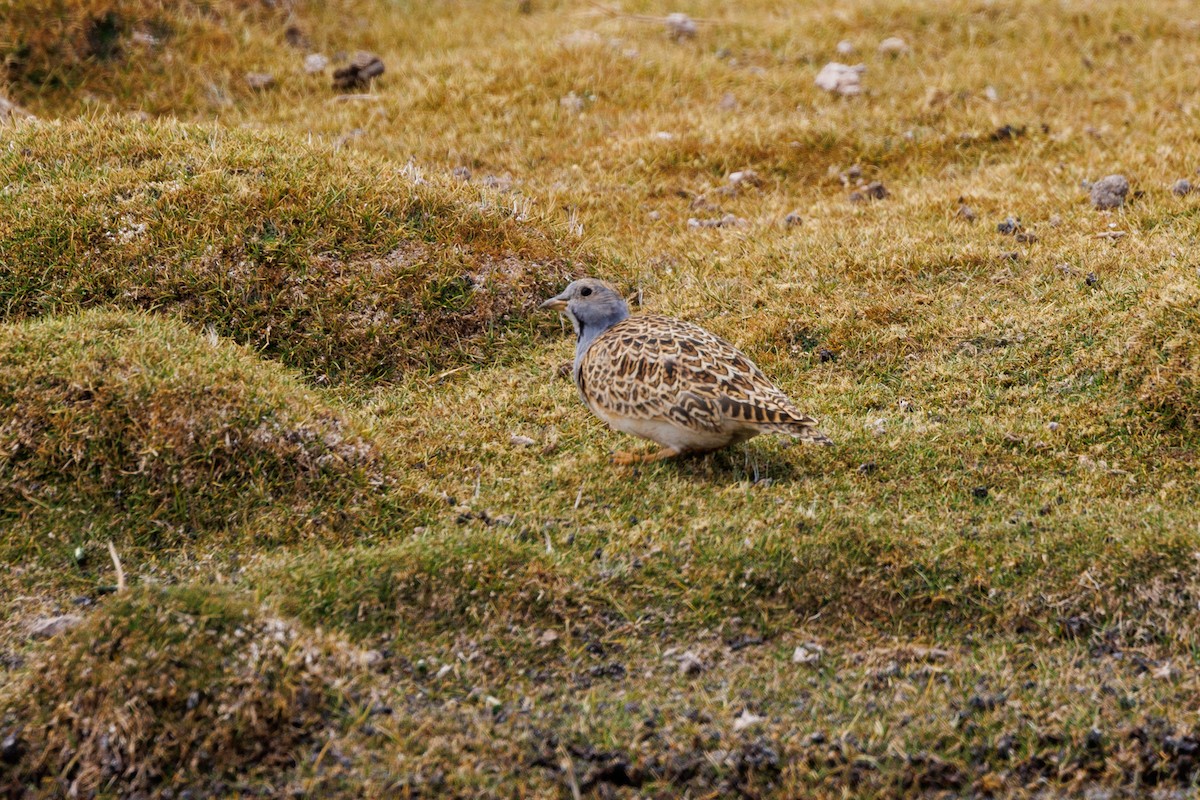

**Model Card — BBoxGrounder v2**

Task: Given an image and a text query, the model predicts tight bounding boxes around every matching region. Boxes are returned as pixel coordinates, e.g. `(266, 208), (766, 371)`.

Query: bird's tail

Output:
(768, 414), (833, 446)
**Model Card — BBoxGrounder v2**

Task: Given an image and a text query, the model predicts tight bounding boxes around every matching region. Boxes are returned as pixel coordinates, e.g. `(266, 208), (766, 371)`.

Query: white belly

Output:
(593, 406), (756, 453)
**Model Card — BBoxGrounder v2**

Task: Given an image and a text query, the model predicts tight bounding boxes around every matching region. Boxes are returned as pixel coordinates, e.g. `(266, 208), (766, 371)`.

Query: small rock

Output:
(678, 651), (705, 676)
(877, 36), (910, 55)
(835, 40), (856, 56)
(559, 92), (585, 114)
(284, 24), (308, 49)
(537, 629), (560, 646)
(718, 92), (738, 111)
(728, 169), (762, 188)
(957, 203), (977, 222)
(452, 166), (471, 180)
(665, 12), (697, 41)
(653, 131), (675, 141)
(647, 210), (661, 221)
(435, 663), (453, 679)
(983, 85), (999, 102)
(1172, 178), (1192, 196)
(333, 52), (385, 90)
(1089, 174), (1129, 209)
(990, 124), (1025, 141)
(849, 180), (888, 202)
(27, 614), (83, 640)
(784, 211), (803, 227)
(815, 62), (865, 96)
(996, 216), (1022, 235)
(244, 72), (275, 91)
(510, 435), (536, 448)
(303, 53), (328, 74)
(1015, 231), (1038, 243)
(792, 642), (823, 664)
(733, 709), (766, 731)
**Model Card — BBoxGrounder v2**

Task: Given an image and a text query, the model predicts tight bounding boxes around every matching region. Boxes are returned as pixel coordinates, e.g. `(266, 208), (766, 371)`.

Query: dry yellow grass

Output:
(3, 0), (1200, 796)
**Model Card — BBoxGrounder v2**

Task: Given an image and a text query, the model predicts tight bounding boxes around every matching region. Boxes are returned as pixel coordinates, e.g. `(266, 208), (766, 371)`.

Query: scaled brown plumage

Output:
(542, 279), (832, 464)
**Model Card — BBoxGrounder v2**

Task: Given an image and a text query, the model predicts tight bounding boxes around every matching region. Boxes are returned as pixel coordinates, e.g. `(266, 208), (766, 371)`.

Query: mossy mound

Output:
(0, 585), (377, 797)
(0, 118), (579, 381)
(1120, 278), (1200, 432)
(0, 310), (389, 547)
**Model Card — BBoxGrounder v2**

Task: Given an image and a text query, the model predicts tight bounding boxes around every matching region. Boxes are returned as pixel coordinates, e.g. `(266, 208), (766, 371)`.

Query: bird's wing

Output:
(578, 315), (815, 433)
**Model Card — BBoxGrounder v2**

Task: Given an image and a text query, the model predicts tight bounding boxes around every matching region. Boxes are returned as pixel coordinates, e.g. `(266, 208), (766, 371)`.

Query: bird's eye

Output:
(580, 287), (593, 297)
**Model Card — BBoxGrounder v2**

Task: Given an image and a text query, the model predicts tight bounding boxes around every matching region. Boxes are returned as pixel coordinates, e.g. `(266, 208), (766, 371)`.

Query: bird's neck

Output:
(572, 307), (629, 368)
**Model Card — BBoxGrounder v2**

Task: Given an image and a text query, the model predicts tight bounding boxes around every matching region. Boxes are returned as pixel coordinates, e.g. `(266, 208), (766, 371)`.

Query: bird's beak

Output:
(540, 293), (569, 312)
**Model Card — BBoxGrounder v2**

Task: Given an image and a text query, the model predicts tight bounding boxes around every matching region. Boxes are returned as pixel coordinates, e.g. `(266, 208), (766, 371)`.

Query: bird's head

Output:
(541, 278), (630, 339)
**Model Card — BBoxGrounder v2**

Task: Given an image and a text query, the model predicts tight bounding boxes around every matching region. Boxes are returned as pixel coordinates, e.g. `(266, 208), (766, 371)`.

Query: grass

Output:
(2, 0), (1200, 796)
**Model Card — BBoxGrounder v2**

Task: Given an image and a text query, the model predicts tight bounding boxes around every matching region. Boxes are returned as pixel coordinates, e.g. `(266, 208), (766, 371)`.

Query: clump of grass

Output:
(0, 585), (376, 797)
(0, 309), (388, 547)
(0, 118), (580, 381)
(1120, 276), (1200, 432)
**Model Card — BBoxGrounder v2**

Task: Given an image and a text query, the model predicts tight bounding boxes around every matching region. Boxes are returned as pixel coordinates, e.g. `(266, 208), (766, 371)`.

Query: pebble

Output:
(559, 92), (585, 114)
(957, 203), (977, 222)
(792, 642), (823, 664)
(510, 435), (536, 448)
(836, 40), (856, 56)
(727, 169), (762, 187)
(303, 53), (328, 74)
(733, 709), (766, 731)
(27, 614), (83, 640)
(815, 62), (865, 96)
(332, 52), (385, 90)
(1089, 174), (1129, 209)
(784, 211), (802, 227)
(244, 72), (275, 91)
(877, 36), (910, 55)
(849, 180), (888, 202)
(996, 216), (1022, 235)
(1172, 178), (1192, 196)
(984, 85), (999, 102)
(665, 12), (697, 41)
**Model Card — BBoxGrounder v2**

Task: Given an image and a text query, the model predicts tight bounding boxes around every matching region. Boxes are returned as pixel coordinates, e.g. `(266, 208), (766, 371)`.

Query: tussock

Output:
(0, 310), (387, 544)
(0, 586), (377, 797)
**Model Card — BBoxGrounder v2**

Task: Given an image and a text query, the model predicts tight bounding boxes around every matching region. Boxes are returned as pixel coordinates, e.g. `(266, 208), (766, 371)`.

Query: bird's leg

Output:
(612, 447), (681, 465)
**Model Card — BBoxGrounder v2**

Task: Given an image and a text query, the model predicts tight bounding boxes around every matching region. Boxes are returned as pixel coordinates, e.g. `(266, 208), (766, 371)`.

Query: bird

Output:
(541, 278), (832, 464)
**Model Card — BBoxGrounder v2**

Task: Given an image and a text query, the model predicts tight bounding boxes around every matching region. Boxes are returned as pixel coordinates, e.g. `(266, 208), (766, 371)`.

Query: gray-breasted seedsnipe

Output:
(542, 278), (833, 465)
